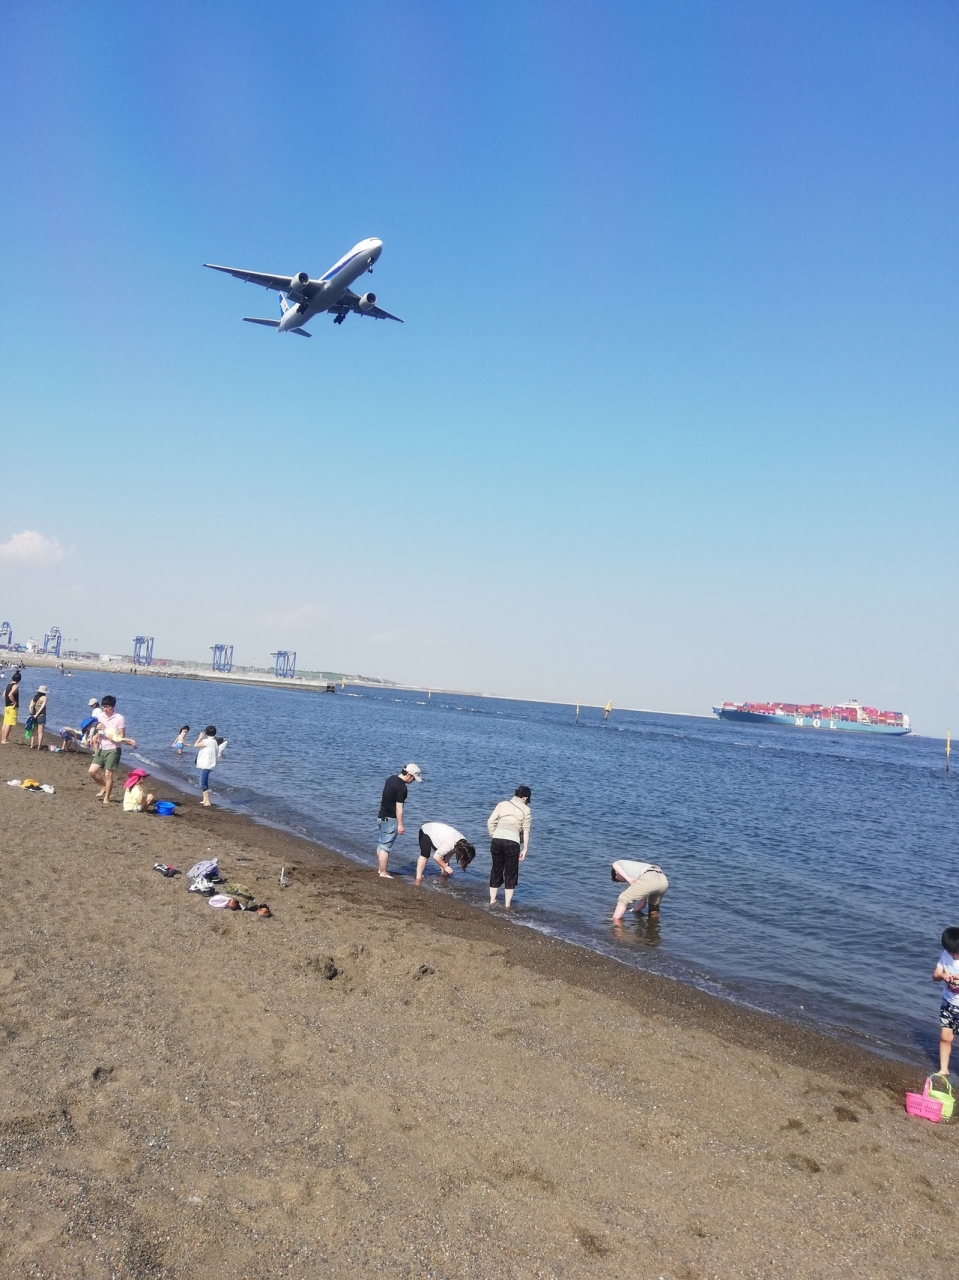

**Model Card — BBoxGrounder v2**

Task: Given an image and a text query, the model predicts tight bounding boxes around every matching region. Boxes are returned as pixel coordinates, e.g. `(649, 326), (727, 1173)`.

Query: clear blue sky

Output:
(1, 1), (957, 732)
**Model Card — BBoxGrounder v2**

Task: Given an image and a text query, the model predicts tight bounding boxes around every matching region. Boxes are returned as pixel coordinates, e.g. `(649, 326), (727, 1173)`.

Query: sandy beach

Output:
(0, 747), (955, 1279)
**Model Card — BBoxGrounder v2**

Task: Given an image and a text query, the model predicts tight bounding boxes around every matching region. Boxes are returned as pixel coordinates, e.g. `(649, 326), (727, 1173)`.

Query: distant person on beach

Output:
(122, 768), (155, 812)
(933, 926), (959, 1075)
(1, 670), (21, 744)
(26, 685), (48, 750)
(415, 823), (476, 883)
(487, 786), (532, 907)
(610, 858), (669, 923)
(89, 696), (136, 805)
(172, 725), (189, 753)
(193, 726), (222, 806)
(376, 764), (424, 878)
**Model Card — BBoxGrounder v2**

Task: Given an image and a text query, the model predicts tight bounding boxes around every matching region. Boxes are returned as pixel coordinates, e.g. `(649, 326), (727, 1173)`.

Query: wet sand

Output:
(0, 748), (955, 1279)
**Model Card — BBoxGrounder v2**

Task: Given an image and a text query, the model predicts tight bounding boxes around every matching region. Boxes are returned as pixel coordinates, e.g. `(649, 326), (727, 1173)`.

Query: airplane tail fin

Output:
(243, 317), (281, 328)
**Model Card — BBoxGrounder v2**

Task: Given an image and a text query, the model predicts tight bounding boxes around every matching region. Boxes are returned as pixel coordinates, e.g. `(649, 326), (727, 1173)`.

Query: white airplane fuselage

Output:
(277, 237), (382, 332)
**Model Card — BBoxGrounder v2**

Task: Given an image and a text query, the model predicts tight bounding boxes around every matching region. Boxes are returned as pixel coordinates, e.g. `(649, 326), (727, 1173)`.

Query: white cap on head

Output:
(403, 763), (424, 782)
(37, 685), (48, 694)
(88, 698), (99, 706)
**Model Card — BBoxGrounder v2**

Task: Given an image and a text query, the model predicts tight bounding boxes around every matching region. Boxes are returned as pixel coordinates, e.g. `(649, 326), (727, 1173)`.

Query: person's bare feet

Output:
(200, 799), (211, 807)
(378, 871), (394, 879)
(95, 789), (105, 799)
(414, 876), (423, 885)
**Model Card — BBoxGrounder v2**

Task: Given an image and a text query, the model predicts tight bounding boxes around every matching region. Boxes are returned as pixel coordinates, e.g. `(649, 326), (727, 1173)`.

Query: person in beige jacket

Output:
(487, 785), (531, 907)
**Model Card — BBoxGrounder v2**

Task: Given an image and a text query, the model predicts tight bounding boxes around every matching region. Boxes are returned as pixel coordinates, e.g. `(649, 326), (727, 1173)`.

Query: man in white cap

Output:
(375, 763), (423, 878)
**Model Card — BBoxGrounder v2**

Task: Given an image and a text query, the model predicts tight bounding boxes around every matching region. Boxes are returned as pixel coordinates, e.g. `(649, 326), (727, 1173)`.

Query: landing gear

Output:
(367, 260), (374, 273)
(333, 312), (346, 325)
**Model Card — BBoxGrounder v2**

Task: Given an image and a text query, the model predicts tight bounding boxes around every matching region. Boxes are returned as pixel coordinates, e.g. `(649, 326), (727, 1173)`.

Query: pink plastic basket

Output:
(905, 1090), (944, 1122)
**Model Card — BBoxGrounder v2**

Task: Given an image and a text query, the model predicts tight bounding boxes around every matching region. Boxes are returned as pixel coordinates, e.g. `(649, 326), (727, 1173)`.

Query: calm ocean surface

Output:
(31, 668), (958, 1064)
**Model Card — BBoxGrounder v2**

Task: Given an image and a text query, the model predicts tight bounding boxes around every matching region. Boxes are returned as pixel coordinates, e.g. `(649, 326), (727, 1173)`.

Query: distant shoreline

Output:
(2, 652), (715, 720)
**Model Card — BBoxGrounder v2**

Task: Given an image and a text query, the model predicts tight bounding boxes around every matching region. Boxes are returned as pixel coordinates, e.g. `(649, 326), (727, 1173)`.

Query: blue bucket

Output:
(155, 800), (177, 817)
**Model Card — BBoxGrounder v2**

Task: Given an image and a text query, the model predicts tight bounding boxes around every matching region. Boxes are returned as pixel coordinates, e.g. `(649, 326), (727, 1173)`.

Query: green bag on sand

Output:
(927, 1075), (955, 1120)
(225, 883), (258, 910)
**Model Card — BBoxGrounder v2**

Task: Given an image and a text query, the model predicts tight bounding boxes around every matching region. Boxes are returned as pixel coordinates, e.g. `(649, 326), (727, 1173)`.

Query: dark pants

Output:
(489, 838), (520, 890)
(418, 829), (436, 858)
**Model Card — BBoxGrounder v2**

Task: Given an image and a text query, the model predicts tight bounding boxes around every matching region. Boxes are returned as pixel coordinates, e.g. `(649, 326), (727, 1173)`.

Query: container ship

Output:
(713, 699), (911, 736)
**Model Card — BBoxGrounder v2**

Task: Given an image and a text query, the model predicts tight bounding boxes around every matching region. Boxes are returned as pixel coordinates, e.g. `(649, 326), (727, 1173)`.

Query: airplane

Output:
(203, 237), (403, 337)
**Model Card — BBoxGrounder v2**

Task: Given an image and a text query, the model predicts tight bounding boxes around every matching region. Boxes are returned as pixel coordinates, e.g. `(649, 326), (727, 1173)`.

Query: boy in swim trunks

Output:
(933, 925), (959, 1075)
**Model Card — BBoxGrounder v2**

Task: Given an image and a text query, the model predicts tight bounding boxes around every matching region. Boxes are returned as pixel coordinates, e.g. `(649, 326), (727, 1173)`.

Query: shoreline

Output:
(1, 747), (953, 1278)
(26, 745), (924, 1088)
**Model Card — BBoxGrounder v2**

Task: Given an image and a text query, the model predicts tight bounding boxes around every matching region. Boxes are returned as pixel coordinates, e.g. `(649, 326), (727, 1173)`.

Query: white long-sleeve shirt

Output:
(487, 797), (531, 846)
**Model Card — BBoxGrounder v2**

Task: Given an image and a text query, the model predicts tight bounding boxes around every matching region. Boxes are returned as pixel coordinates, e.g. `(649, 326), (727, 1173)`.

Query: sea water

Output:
(35, 668), (958, 1063)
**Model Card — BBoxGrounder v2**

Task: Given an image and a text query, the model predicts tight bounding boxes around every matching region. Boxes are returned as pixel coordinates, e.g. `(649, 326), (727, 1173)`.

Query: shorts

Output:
(33, 712), (46, 725)
(418, 828), (436, 859)
(939, 1004), (959, 1035)
(92, 747), (121, 772)
(377, 816), (399, 854)
(490, 838), (521, 890)
(199, 768), (212, 792)
(3, 705), (17, 727)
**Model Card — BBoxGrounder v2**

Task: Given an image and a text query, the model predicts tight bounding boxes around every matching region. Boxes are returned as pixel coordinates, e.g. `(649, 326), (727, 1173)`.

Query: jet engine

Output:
(289, 271), (310, 294)
(357, 293), (377, 312)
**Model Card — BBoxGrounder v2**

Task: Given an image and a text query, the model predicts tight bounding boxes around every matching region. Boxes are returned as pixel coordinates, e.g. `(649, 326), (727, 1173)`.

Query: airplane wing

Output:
(205, 264), (303, 293)
(337, 289), (404, 323)
(243, 317), (311, 337)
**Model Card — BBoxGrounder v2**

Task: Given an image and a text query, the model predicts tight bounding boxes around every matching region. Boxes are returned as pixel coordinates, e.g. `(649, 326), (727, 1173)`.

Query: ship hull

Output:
(713, 708), (911, 736)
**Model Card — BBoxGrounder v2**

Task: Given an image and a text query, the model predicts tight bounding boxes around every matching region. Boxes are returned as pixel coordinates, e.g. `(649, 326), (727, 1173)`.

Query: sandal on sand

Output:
(257, 905), (272, 918)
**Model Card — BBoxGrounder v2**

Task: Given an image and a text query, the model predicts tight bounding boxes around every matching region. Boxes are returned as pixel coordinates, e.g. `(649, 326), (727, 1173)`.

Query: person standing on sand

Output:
(487, 785), (532, 907)
(376, 764), (423, 878)
(193, 726), (221, 806)
(26, 685), (48, 750)
(610, 858), (669, 923)
(415, 823), (475, 883)
(1, 670), (21, 744)
(933, 926), (959, 1075)
(89, 696), (137, 805)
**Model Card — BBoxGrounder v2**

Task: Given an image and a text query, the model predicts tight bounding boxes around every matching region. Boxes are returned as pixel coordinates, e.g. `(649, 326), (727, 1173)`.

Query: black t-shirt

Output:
(4, 681), (19, 709)
(378, 774), (408, 820)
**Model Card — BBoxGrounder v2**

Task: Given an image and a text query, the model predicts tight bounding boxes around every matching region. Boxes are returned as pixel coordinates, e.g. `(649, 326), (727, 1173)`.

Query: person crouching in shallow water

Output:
(122, 768), (155, 812)
(611, 858), (669, 924)
(415, 822), (476, 883)
(487, 785), (532, 908)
